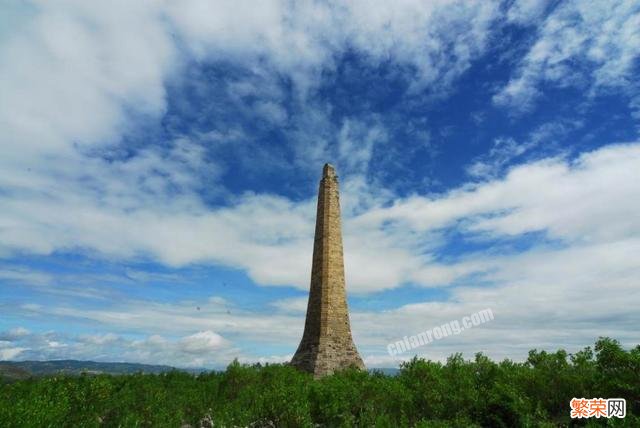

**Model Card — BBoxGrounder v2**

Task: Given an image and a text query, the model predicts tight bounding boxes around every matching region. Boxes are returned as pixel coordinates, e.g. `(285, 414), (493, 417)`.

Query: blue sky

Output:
(1, 0), (639, 368)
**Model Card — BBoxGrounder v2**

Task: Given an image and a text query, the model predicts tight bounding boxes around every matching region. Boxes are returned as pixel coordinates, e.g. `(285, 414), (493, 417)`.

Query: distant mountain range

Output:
(0, 360), (201, 381)
(0, 360), (399, 381)
(369, 367), (400, 376)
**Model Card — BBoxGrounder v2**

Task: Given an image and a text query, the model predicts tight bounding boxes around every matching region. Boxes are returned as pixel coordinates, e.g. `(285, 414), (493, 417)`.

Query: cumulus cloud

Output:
(0, 328), (233, 368)
(180, 331), (227, 354)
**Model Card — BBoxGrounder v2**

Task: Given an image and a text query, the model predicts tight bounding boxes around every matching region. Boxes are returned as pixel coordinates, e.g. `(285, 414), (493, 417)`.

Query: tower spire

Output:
(291, 163), (365, 377)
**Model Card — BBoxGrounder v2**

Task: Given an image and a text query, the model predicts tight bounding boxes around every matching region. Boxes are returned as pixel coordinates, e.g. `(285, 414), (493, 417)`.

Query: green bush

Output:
(0, 338), (637, 427)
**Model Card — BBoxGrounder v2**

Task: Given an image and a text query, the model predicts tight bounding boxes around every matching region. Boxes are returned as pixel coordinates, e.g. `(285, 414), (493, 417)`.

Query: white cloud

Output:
(467, 120), (583, 179)
(0, 327), (31, 341)
(0, 268), (52, 287)
(495, 0), (640, 111)
(363, 143), (640, 245)
(354, 239), (640, 364)
(0, 347), (27, 360)
(16, 295), (304, 345)
(180, 331), (227, 354)
(165, 0), (500, 94)
(1, 328), (236, 368)
(1, 139), (639, 294)
(507, 0), (552, 24)
(0, 0), (175, 156)
(337, 118), (387, 175)
(466, 137), (527, 178)
(238, 354), (292, 365)
(270, 297), (309, 314)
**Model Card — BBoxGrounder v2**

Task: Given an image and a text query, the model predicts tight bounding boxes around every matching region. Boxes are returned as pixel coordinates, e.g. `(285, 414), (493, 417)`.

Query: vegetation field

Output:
(1, 338), (638, 427)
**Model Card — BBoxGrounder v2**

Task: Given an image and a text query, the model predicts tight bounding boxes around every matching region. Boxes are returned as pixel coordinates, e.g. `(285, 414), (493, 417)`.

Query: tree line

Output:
(0, 337), (638, 427)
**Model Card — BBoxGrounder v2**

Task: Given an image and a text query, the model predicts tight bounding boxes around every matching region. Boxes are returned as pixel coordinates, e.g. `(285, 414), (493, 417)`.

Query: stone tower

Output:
(291, 163), (365, 378)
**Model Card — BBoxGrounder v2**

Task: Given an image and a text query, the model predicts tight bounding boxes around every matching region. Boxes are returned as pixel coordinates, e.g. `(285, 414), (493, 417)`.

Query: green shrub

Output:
(0, 338), (637, 427)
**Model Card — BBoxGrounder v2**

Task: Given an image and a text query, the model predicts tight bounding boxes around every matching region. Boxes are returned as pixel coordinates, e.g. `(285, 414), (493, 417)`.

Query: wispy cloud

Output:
(466, 119), (583, 179)
(494, 0), (640, 112)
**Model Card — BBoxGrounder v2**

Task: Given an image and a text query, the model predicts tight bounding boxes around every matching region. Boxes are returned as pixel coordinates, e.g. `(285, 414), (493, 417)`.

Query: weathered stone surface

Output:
(291, 163), (365, 378)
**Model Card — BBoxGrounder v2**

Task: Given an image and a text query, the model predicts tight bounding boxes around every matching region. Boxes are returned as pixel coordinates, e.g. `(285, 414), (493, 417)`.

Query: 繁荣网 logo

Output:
(570, 398), (626, 419)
